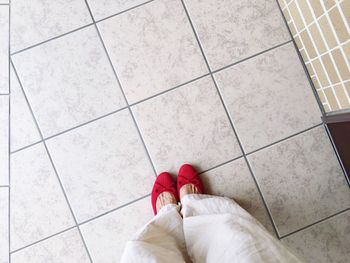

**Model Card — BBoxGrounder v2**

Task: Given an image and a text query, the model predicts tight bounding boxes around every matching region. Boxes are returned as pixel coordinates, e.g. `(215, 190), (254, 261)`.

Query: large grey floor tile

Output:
(215, 44), (321, 153)
(46, 110), (154, 223)
(0, 96), (9, 185)
(201, 158), (274, 234)
(0, 187), (9, 263)
(0, 6), (9, 94)
(283, 211), (350, 263)
(11, 143), (74, 251)
(11, 228), (90, 263)
(11, 0), (92, 52)
(87, 0), (149, 21)
(132, 76), (241, 174)
(98, 0), (208, 103)
(12, 26), (126, 138)
(10, 66), (41, 152)
(248, 126), (350, 236)
(183, 0), (290, 70)
(81, 197), (152, 263)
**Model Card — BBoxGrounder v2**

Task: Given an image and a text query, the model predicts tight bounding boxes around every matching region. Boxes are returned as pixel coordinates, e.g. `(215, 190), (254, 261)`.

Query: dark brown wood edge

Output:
(322, 111), (350, 124)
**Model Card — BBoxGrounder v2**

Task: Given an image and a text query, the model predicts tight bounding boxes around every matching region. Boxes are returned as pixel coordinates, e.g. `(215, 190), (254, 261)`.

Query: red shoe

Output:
(177, 164), (204, 199)
(151, 172), (178, 215)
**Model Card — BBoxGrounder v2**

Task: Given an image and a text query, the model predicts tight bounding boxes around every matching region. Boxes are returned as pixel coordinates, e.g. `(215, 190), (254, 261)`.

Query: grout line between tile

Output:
(212, 40), (293, 74)
(83, 0), (96, 22)
(10, 23), (94, 56)
(7, 77), (10, 263)
(10, 0), (158, 57)
(275, 0), (327, 117)
(280, 207), (350, 239)
(10, 60), (94, 263)
(44, 106), (128, 141)
(84, 0), (158, 177)
(245, 123), (323, 156)
(10, 71), (209, 156)
(10, 193), (151, 255)
(128, 108), (158, 176)
(95, 0), (155, 24)
(9, 53), (321, 157)
(7, 4), (315, 159)
(319, 1), (350, 72)
(10, 140), (43, 154)
(8, 1), (11, 261)
(244, 158), (281, 238)
(299, 1), (344, 109)
(199, 155), (244, 175)
(129, 72), (211, 107)
(180, 0), (281, 238)
(198, 122), (324, 176)
(276, 0), (349, 184)
(0, 185), (10, 187)
(78, 193), (151, 226)
(304, 39), (350, 65)
(10, 226), (76, 255)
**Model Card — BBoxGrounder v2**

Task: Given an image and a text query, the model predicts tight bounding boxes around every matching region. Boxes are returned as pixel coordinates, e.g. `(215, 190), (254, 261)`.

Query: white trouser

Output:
(121, 194), (302, 263)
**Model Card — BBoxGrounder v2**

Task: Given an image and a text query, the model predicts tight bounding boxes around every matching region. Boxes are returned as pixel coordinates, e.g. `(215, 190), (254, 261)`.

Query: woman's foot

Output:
(156, 192), (177, 213)
(151, 172), (178, 215)
(179, 184), (200, 200)
(177, 164), (204, 201)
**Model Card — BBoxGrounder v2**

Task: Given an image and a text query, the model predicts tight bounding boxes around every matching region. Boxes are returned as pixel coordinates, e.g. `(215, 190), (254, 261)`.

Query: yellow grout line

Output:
(295, 0), (342, 109)
(315, 79), (350, 91)
(318, 1), (350, 105)
(288, 1), (339, 33)
(305, 39), (350, 63)
(337, 0), (350, 37)
(284, 1), (332, 110)
(297, 0), (343, 110)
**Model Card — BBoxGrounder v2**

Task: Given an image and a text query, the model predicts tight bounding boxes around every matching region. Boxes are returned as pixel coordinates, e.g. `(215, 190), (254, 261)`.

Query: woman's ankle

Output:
(156, 192), (177, 213)
(179, 184), (200, 201)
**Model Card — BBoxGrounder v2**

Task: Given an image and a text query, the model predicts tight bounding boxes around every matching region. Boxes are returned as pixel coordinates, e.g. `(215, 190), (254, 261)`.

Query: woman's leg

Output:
(121, 203), (188, 263)
(181, 194), (302, 263)
(121, 172), (190, 262)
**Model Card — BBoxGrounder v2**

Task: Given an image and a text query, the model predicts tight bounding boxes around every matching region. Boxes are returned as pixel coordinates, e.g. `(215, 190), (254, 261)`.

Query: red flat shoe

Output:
(177, 164), (204, 199)
(151, 172), (178, 215)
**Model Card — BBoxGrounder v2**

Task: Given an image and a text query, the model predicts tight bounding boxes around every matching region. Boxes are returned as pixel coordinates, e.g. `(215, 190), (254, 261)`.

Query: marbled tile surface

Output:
(10, 66), (40, 152)
(87, 0), (149, 21)
(201, 158), (275, 234)
(283, 210), (350, 263)
(12, 26), (126, 138)
(183, 0), (290, 70)
(0, 6), (9, 94)
(11, 229), (90, 263)
(132, 76), (241, 174)
(97, 0), (208, 103)
(0, 187), (9, 263)
(10, 144), (74, 251)
(46, 110), (154, 223)
(81, 197), (152, 263)
(215, 43), (322, 152)
(11, 0), (92, 52)
(0, 95), (9, 185)
(248, 126), (350, 236)
(5, 0), (348, 261)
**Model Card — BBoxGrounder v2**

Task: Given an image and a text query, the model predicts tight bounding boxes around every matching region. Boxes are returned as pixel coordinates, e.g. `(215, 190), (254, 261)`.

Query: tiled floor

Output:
(0, 0), (349, 262)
